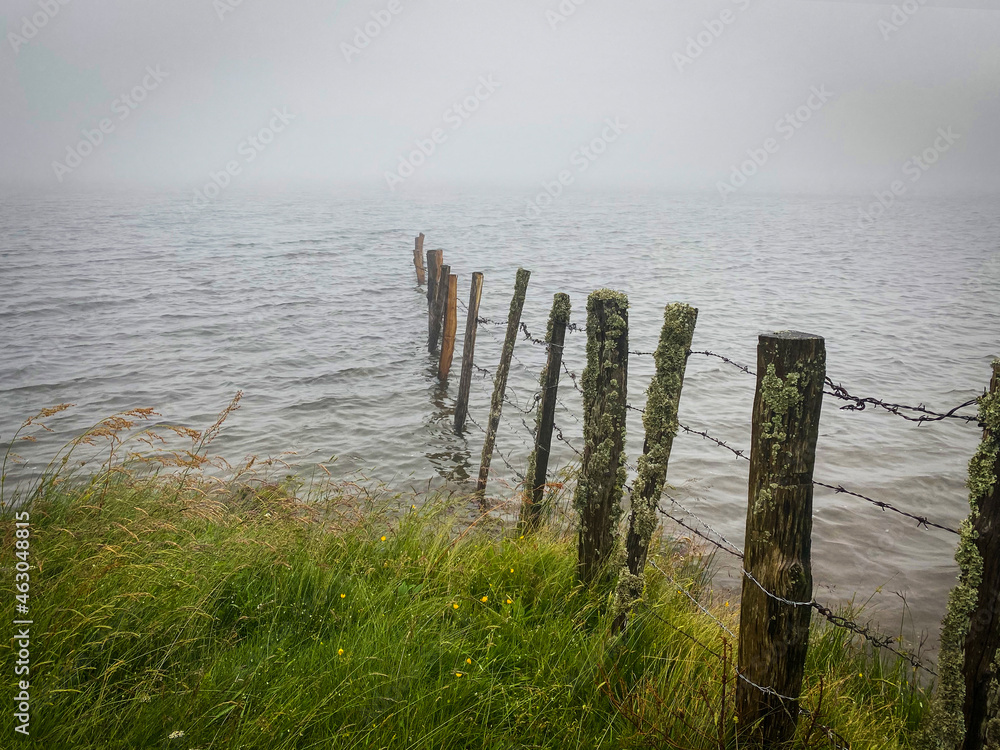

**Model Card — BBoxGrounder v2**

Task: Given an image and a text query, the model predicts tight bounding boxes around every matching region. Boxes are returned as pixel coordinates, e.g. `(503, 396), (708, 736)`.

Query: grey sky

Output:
(2, 0), (998, 194)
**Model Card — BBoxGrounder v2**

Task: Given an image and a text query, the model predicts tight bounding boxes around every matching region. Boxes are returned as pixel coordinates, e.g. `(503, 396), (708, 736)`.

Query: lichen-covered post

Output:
(918, 359), (1000, 750)
(574, 289), (629, 586)
(736, 331), (825, 745)
(612, 303), (698, 632)
(426, 250), (443, 350)
(476, 268), (531, 496)
(413, 233), (426, 285)
(520, 293), (571, 532)
(454, 272), (484, 434)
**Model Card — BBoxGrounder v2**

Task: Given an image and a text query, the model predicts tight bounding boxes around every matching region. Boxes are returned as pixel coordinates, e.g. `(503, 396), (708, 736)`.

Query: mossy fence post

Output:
(430, 263), (450, 355)
(574, 289), (628, 586)
(454, 272), (484, 434)
(613, 303), (698, 633)
(736, 331), (825, 745)
(438, 273), (458, 380)
(918, 358), (1000, 750)
(426, 250), (443, 352)
(520, 293), (571, 532)
(413, 233), (426, 285)
(476, 269), (530, 496)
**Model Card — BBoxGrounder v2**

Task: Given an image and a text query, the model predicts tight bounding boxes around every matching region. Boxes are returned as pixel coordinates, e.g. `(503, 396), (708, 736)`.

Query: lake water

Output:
(2, 186), (997, 655)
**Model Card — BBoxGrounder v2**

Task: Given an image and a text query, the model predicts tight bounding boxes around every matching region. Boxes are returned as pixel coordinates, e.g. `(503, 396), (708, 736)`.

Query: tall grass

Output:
(0, 402), (927, 748)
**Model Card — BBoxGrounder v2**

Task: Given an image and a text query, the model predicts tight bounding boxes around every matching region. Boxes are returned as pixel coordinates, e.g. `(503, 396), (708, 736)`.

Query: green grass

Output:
(1, 469), (927, 749)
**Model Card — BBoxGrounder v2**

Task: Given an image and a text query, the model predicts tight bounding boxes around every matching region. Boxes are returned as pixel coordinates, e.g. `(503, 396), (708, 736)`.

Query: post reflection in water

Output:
(424, 363), (474, 482)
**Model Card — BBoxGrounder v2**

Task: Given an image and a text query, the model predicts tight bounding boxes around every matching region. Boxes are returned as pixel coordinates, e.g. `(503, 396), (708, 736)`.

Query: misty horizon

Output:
(3, 0), (1000, 199)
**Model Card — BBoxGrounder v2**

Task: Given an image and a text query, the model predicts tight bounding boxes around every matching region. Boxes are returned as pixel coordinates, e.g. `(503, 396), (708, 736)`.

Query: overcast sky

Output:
(2, 0), (999, 195)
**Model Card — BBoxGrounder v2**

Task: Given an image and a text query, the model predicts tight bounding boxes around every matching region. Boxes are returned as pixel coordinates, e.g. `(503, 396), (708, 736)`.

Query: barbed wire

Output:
(656, 505), (744, 560)
(688, 349), (756, 376)
(661, 492), (745, 558)
(740, 567), (936, 676)
(675, 421), (959, 534)
(823, 378), (980, 424)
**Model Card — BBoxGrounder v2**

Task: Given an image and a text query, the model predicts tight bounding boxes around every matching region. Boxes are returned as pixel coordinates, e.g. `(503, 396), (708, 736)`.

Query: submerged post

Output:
(430, 263), (450, 355)
(520, 293), (571, 532)
(574, 289), (629, 586)
(613, 303), (698, 632)
(454, 272), (484, 434)
(438, 274), (458, 380)
(918, 359), (1000, 750)
(426, 250), (443, 348)
(413, 233), (426, 285)
(476, 268), (530, 496)
(736, 331), (825, 745)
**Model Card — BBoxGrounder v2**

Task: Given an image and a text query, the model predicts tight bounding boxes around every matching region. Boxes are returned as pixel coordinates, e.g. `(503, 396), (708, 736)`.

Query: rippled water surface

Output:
(2, 187), (998, 649)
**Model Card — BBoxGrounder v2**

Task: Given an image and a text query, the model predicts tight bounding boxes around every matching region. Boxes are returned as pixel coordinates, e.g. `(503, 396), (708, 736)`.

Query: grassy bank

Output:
(0, 464), (927, 750)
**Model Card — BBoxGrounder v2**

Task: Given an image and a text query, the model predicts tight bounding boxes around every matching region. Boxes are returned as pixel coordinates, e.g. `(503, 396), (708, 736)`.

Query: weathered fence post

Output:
(426, 250), (443, 349)
(438, 274), (458, 380)
(413, 233), (426, 285)
(520, 293), (571, 532)
(454, 272), (484, 434)
(736, 331), (826, 745)
(918, 358), (1000, 750)
(613, 303), (698, 632)
(574, 289), (629, 586)
(476, 269), (530, 496)
(430, 263), (450, 355)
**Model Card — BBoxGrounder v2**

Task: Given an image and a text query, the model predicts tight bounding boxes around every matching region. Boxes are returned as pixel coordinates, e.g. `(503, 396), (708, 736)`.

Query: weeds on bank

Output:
(0, 397), (926, 748)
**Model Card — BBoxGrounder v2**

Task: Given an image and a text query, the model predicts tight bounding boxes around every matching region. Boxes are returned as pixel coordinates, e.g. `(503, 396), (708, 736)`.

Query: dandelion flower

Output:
(510, 568), (514, 573)
(452, 603), (459, 610)
(506, 598), (512, 605)
(338, 648), (344, 656)
(411, 504), (416, 510)
(481, 596), (488, 603)
(381, 536), (387, 542)
(455, 672), (463, 677)
(340, 593), (346, 599)
(466, 658), (472, 665)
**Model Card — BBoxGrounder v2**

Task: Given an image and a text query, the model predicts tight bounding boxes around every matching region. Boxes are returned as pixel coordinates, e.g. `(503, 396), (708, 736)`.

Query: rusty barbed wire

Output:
(823, 377), (979, 424)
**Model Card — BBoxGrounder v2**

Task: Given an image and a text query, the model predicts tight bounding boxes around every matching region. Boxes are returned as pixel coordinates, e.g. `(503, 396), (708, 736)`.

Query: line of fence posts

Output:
(408, 247), (1000, 747)
(476, 269), (530, 496)
(520, 293), (571, 532)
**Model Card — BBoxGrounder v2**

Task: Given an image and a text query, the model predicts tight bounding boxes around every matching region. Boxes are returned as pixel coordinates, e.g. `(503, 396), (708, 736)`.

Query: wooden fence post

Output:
(413, 233), (426, 285)
(454, 272), (484, 434)
(520, 293), (571, 532)
(427, 250), (443, 349)
(476, 268), (530, 496)
(919, 358), (1000, 750)
(613, 303), (698, 632)
(438, 274), (458, 380)
(574, 289), (629, 586)
(736, 331), (826, 745)
(430, 263), (450, 355)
